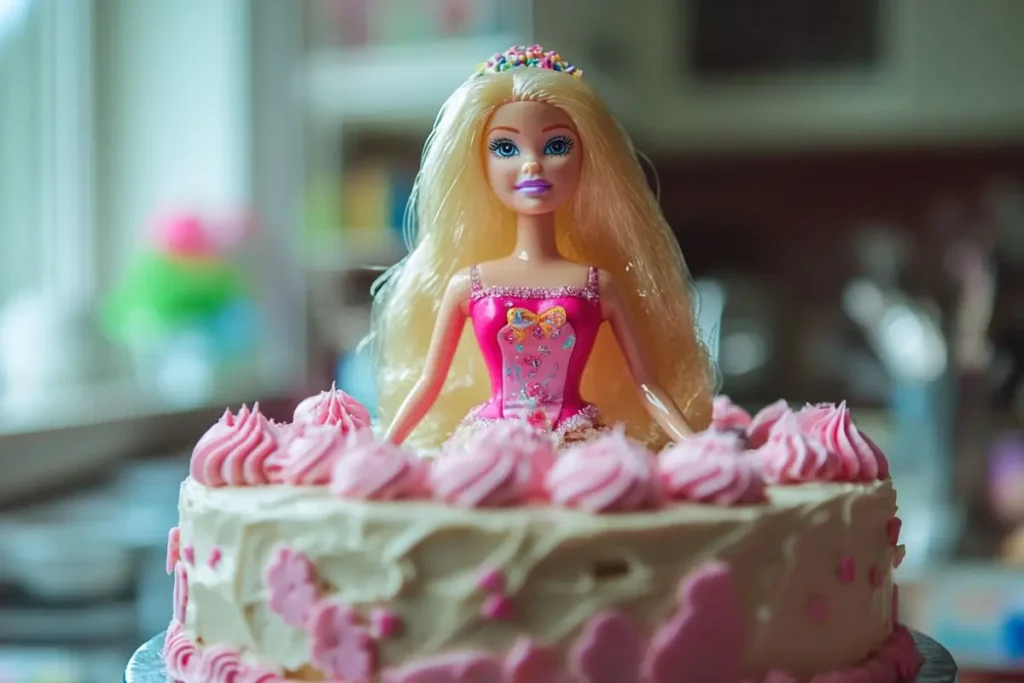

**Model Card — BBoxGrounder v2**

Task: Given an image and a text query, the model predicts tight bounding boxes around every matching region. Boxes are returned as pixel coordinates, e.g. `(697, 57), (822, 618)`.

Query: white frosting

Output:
(176, 478), (898, 679)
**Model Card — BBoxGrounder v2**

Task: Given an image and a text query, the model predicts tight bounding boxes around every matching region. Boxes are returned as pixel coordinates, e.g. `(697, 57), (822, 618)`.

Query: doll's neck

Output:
(512, 211), (559, 262)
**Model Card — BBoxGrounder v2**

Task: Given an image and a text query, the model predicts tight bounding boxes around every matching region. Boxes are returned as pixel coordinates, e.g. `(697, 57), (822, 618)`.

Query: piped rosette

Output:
(796, 400), (890, 481)
(431, 421), (557, 507)
(190, 403), (281, 487)
(188, 386), (377, 488)
(659, 431), (768, 506)
(293, 382), (371, 435)
(746, 398), (789, 449)
(268, 384), (374, 481)
(164, 620), (198, 681)
(709, 395), (890, 484)
(756, 410), (841, 484)
(794, 402), (833, 432)
(711, 395), (752, 434)
(545, 428), (661, 513)
(275, 425), (352, 485)
(331, 436), (428, 501)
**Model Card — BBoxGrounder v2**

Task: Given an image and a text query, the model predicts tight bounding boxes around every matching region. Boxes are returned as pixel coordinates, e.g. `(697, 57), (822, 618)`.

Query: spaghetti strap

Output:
(469, 264), (482, 292)
(586, 266), (600, 296)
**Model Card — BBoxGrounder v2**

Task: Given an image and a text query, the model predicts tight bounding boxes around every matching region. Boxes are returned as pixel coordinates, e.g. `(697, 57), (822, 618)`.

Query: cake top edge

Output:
(185, 390), (893, 515)
(181, 475), (894, 522)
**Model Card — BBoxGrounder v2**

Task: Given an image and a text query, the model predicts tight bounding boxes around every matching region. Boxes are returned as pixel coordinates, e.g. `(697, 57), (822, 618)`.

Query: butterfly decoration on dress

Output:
(506, 307), (568, 342)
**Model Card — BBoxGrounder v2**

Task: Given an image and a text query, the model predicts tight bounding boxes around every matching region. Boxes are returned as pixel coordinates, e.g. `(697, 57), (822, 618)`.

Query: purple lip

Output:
(516, 179), (552, 195)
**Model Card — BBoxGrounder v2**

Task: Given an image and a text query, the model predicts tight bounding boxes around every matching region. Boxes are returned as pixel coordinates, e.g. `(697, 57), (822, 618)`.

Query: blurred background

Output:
(1, 0), (1023, 680)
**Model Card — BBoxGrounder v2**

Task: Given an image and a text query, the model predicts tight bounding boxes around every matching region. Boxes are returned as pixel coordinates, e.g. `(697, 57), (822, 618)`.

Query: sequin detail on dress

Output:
(469, 266), (599, 302)
(454, 265), (606, 448)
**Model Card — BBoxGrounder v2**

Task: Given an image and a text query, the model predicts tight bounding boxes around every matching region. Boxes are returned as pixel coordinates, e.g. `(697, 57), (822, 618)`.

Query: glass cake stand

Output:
(125, 630), (958, 683)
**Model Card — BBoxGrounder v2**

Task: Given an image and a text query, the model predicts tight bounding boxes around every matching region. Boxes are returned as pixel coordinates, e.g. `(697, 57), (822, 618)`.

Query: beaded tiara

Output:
(475, 45), (583, 79)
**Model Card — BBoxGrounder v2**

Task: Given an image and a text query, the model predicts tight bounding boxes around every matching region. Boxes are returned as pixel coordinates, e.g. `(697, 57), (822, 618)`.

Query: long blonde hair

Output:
(371, 66), (716, 450)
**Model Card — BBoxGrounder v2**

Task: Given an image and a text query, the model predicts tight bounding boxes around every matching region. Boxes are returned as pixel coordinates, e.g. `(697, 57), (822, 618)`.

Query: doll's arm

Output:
(383, 270), (472, 445)
(598, 270), (695, 441)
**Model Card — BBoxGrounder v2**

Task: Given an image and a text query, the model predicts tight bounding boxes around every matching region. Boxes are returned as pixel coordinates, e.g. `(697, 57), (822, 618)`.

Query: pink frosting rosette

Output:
(545, 428), (661, 513)
(711, 395), (752, 432)
(659, 431), (767, 506)
(431, 421), (557, 507)
(163, 620), (198, 682)
(293, 382), (372, 435)
(796, 401), (890, 482)
(331, 436), (428, 501)
(757, 410), (841, 484)
(269, 419), (297, 448)
(677, 429), (747, 459)
(276, 425), (357, 486)
(794, 402), (833, 431)
(190, 403), (280, 487)
(263, 420), (299, 483)
(746, 399), (789, 448)
(198, 646), (247, 683)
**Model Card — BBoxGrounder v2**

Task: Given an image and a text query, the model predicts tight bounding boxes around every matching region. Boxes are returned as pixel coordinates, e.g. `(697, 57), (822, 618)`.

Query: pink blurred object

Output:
(150, 211), (254, 257)
(152, 214), (216, 257)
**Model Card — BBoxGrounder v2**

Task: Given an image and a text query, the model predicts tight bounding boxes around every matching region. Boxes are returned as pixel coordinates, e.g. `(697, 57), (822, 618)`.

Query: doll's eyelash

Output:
(488, 138), (519, 157)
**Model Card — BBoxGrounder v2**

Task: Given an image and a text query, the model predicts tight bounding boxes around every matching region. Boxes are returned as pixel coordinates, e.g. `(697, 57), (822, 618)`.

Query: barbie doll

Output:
(372, 46), (716, 450)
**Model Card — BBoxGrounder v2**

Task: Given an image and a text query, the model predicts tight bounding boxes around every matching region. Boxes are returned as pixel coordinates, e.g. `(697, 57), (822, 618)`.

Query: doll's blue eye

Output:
(488, 138), (519, 158)
(544, 136), (575, 156)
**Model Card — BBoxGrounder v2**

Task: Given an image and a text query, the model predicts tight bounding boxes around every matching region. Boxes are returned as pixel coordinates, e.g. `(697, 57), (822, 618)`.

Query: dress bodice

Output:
(466, 265), (604, 430)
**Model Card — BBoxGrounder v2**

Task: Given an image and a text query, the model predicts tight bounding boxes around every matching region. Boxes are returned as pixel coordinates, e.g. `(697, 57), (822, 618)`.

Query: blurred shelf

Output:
(0, 373), (286, 436)
(303, 34), (517, 127)
(0, 602), (136, 643)
(0, 376), (292, 506)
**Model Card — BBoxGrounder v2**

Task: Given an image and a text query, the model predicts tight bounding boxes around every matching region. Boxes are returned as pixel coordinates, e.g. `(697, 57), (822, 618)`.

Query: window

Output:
(0, 0), (94, 305)
(0, 0), (306, 439)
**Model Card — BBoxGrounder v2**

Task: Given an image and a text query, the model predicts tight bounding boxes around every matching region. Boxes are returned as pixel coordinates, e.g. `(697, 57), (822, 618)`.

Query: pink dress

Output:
(453, 264), (606, 447)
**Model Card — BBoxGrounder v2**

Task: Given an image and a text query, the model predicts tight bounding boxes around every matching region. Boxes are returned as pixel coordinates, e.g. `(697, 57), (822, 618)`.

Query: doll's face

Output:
(483, 100), (582, 216)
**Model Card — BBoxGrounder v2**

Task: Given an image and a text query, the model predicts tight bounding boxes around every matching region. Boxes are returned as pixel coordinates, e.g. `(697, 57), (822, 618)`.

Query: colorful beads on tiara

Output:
(475, 45), (583, 79)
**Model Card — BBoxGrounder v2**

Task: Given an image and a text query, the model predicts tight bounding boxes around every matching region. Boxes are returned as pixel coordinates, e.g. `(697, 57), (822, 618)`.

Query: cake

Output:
(163, 389), (921, 683)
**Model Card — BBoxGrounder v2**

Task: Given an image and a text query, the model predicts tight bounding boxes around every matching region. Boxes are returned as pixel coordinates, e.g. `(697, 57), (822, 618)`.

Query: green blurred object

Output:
(103, 253), (246, 346)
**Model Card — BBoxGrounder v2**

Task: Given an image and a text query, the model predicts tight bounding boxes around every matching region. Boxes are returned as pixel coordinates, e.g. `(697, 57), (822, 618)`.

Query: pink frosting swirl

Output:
(164, 620), (198, 682)
(794, 402), (833, 431)
(746, 399), (789, 448)
(293, 382), (371, 435)
(277, 425), (352, 485)
(190, 403), (280, 487)
(431, 421), (557, 507)
(676, 429), (746, 459)
(800, 401), (890, 482)
(269, 420), (297, 448)
(198, 645), (246, 683)
(331, 436), (428, 501)
(263, 420), (296, 484)
(659, 432), (767, 505)
(545, 429), (661, 513)
(757, 411), (840, 484)
(712, 395), (752, 432)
